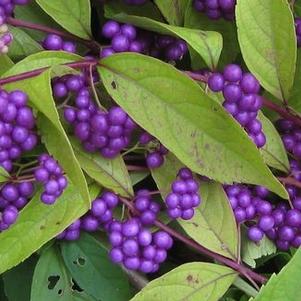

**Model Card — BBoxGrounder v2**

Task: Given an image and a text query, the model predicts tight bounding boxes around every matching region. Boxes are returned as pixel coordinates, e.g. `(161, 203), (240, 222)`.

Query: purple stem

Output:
(7, 17), (101, 53)
(119, 196), (267, 284)
(0, 60), (98, 86)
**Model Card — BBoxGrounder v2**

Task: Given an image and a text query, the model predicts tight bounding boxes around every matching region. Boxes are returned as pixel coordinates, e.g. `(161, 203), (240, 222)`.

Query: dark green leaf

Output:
(3, 256), (37, 301)
(71, 137), (133, 197)
(0, 55), (13, 76)
(152, 154), (238, 259)
(154, 0), (189, 25)
(15, 1), (63, 40)
(8, 27), (43, 61)
(130, 262), (237, 301)
(98, 53), (287, 198)
(61, 233), (131, 301)
(259, 112), (289, 172)
(184, 0), (239, 68)
(104, 9), (222, 69)
(104, 0), (163, 21)
(236, 0), (297, 101)
(36, 0), (92, 39)
(252, 247), (301, 301)
(31, 246), (94, 301)
(0, 184), (87, 275)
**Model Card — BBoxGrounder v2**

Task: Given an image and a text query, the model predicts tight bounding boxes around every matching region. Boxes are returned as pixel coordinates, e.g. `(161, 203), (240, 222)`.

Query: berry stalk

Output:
(119, 196), (267, 284)
(7, 17), (101, 53)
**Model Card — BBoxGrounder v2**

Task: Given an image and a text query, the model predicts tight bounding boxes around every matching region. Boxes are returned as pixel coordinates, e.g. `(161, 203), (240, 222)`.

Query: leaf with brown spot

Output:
(129, 262), (237, 301)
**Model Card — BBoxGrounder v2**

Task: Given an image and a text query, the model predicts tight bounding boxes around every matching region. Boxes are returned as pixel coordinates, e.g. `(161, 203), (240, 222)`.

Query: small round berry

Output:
(247, 226), (264, 242)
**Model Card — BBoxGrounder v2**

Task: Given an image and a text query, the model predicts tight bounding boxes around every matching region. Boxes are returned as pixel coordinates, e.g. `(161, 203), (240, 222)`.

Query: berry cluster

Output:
(134, 189), (161, 225)
(193, 0), (236, 20)
(0, 182), (34, 231)
(42, 34), (76, 53)
(0, 89), (37, 172)
(295, 17), (301, 48)
(100, 20), (188, 62)
(109, 219), (172, 273)
(139, 132), (168, 169)
(165, 168), (201, 220)
(225, 180), (301, 250)
(276, 119), (301, 159)
(53, 73), (136, 159)
(65, 100), (136, 158)
(0, 0), (30, 52)
(34, 154), (67, 205)
(57, 191), (120, 240)
(208, 64), (266, 148)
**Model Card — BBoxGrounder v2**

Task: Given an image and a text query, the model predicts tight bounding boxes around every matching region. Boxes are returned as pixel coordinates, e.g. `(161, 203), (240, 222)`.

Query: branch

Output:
(0, 59), (98, 86)
(7, 17), (101, 53)
(278, 176), (301, 189)
(119, 196), (267, 285)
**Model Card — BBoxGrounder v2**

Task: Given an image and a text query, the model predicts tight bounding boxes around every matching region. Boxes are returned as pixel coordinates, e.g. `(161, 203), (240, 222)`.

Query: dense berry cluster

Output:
(0, 0), (30, 52)
(165, 168), (201, 220)
(295, 17), (301, 47)
(276, 119), (301, 159)
(109, 219), (172, 273)
(53, 73), (136, 159)
(139, 132), (168, 169)
(100, 20), (188, 62)
(193, 0), (236, 20)
(34, 154), (67, 205)
(0, 89), (37, 172)
(42, 34), (76, 53)
(208, 64), (266, 148)
(0, 182), (34, 231)
(225, 180), (301, 250)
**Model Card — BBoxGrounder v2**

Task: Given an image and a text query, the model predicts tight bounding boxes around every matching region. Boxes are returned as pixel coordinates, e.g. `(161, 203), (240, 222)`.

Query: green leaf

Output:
(98, 53), (287, 198)
(15, 1), (64, 40)
(152, 154), (238, 259)
(184, 0), (239, 69)
(36, 0), (92, 39)
(71, 137), (133, 197)
(130, 262), (237, 301)
(8, 27), (43, 61)
(252, 247), (301, 301)
(0, 166), (10, 183)
(154, 0), (189, 26)
(4, 70), (90, 207)
(104, 0), (163, 21)
(105, 9), (222, 69)
(236, 0), (297, 101)
(0, 55), (13, 76)
(259, 112), (289, 172)
(2, 51), (82, 76)
(0, 184), (88, 275)
(31, 246), (94, 301)
(288, 49), (301, 113)
(241, 227), (276, 268)
(130, 171), (149, 186)
(3, 256), (37, 301)
(61, 233), (131, 301)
